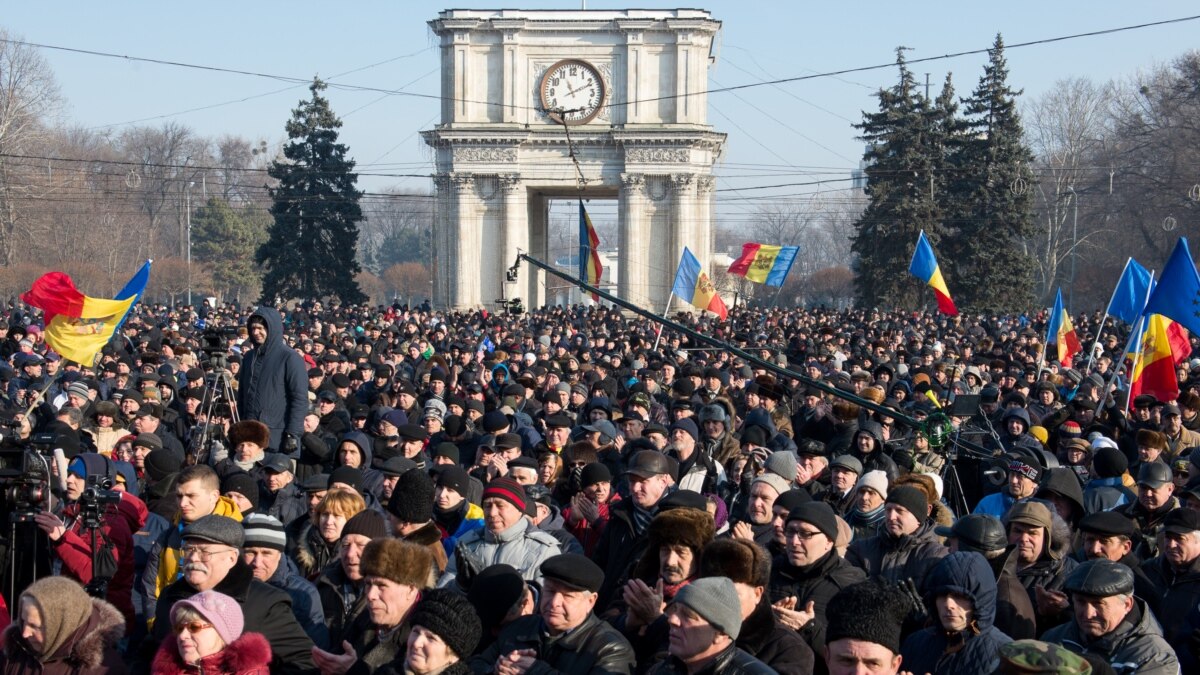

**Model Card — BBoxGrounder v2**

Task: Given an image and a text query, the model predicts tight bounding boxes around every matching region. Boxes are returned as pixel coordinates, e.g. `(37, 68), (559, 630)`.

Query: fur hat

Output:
(1136, 429), (1168, 451)
(699, 538), (770, 587)
(826, 581), (910, 654)
(229, 420), (270, 449)
(361, 538), (435, 589)
(387, 467), (434, 524)
(632, 506), (715, 582)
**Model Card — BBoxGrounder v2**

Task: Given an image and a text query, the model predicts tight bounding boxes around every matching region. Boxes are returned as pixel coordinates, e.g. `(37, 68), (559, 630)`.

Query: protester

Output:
(151, 590), (272, 675)
(0, 577), (125, 675)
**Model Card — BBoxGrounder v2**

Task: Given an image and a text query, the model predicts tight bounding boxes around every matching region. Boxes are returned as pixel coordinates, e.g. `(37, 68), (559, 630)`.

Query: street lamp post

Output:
(186, 181), (194, 306)
(1067, 185), (1078, 310)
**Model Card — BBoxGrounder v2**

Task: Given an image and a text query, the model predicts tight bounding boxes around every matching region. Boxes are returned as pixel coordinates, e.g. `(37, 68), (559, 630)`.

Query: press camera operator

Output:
(32, 452), (138, 630)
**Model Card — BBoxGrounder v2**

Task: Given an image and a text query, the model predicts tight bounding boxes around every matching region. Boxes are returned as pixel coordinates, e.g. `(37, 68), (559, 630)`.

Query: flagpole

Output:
(1101, 269), (1156, 416)
(1084, 257), (1132, 375)
(1035, 295), (1054, 376)
(653, 295), (673, 352)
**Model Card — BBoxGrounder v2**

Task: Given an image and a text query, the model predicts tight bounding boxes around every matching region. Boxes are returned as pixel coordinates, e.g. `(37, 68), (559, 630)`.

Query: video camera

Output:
(0, 429), (55, 523)
(199, 326), (239, 370)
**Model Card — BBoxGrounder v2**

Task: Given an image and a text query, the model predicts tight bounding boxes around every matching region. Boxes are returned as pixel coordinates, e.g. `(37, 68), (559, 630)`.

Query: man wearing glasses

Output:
(144, 514), (316, 675)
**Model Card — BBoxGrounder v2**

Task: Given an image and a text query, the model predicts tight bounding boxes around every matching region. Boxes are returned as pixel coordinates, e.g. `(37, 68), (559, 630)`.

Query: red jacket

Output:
(151, 633), (272, 675)
(54, 493), (146, 630)
(563, 494), (621, 557)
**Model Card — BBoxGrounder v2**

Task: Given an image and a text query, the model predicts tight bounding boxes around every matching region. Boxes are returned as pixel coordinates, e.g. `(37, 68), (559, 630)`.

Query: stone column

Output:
(618, 172), (648, 307)
(670, 172), (697, 263)
(449, 173), (479, 308)
(499, 173), (526, 300)
(432, 174), (452, 307)
(694, 174), (716, 270)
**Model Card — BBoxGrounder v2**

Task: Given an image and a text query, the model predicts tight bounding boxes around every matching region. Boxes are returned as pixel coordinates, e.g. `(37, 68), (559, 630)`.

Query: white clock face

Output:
(540, 60), (605, 125)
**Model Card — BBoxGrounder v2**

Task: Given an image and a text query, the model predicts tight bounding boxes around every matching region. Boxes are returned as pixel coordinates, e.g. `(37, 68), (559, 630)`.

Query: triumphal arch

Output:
(422, 9), (725, 310)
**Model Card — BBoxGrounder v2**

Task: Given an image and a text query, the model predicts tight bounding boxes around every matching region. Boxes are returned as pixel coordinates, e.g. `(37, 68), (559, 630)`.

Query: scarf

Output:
(849, 502), (885, 528)
(632, 502), (656, 536)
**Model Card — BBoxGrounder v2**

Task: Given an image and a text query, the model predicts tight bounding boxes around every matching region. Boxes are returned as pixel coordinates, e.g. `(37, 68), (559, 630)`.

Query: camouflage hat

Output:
(997, 640), (1092, 674)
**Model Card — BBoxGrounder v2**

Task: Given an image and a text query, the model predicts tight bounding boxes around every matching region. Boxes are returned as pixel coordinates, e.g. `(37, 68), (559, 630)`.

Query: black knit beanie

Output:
(410, 588), (482, 659)
(341, 509), (389, 540)
(1092, 446), (1128, 479)
(885, 485), (928, 520)
(387, 466), (434, 523)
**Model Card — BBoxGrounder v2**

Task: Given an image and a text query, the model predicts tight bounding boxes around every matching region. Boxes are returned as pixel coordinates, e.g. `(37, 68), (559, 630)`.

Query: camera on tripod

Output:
(76, 475), (121, 529)
(494, 298), (524, 316)
(200, 326), (239, 370)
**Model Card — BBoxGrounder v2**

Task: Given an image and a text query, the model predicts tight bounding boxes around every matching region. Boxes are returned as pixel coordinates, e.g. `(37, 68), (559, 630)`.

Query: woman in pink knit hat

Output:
(151, 591), (271, 675)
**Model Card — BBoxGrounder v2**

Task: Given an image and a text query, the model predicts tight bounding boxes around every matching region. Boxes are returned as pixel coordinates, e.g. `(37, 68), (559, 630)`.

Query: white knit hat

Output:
(854, 470), (889, 500)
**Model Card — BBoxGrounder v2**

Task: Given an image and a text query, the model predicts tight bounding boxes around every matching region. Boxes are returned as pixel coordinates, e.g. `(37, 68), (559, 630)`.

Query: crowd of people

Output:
(0, 299), (1196, 675)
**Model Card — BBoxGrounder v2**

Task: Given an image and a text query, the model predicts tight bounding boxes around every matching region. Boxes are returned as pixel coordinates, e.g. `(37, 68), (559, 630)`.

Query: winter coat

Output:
(261, 481), (306, 528)
(900, 552), (1013, 675)
(1140, 552), (1200, 671)
(150, 633), (272, 675)
(644, 641), (774, 675)
(0, 597), (126, 675)
(767, 550), (866, 658)
(344, 619), (408, 675)
(436, 501), (485, 559)
(291, 519), (338, 580)
(563, 494), (619, 557)
(149, 561), (316, 675)
(336, 432), (386, 501)
(846, 519), (948, 594)
(989, 548), (1038, 641)
(593, 499), (654, 609)
(437, 517), (561, 590)
(1042, 598), (1178, 675)
(236, 307), (309, 451)
(735, 596), (816, 675)
(1116, 498), (1178, 561)
(133, 510), (170, 629)
(535, 505), (584, 555)
(53, 497), (139, 630)
(142, 496), (244, 625)
(469, 613), (635, 675)
(267, 556), (330, 650)
(314, 560), (368, 650)
(1082, 477), (1136, 514)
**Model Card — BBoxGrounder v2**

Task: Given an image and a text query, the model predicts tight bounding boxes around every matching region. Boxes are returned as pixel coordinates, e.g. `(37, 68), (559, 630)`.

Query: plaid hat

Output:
(242, 513), (286, 552)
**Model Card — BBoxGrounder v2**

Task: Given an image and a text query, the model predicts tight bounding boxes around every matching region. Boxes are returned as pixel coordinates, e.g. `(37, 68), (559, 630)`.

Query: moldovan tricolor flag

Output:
(1129, 313), (1190, 403)
(672, 247), (728, 320)
(579, 201), (602, 302)
(908, 231), (957, 316)
(21, 261), (151, 366)
(1045, 288), (1083, 364)
(727, 243), (800, 287)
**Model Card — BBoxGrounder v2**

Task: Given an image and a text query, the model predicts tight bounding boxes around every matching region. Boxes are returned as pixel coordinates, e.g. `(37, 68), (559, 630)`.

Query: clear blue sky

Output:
(5, 2), (1199, 233)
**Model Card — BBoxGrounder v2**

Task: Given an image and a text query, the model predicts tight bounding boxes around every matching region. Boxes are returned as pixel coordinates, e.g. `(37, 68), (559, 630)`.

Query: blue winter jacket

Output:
(269, 555), (330, 650)
(900, 551), (1013, 675)
(236, 307), (309, 451)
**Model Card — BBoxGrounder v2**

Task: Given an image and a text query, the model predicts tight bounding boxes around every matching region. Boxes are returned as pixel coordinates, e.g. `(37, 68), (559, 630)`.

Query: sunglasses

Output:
(173, 621), (213, 635)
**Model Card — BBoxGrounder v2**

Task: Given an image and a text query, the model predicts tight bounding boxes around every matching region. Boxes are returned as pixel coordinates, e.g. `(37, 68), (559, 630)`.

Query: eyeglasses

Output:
(180, 545), (234, 561)
(173, 621), (213, 635)
(785, 529), (825, 541)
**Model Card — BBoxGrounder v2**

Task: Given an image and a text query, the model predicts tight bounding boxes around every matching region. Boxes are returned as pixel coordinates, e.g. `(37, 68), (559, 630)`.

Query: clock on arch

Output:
(539, 59), (606, 125)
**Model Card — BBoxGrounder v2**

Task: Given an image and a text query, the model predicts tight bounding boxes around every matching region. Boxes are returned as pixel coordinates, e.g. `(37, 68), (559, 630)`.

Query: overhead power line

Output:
(3, 14), (1197, 114)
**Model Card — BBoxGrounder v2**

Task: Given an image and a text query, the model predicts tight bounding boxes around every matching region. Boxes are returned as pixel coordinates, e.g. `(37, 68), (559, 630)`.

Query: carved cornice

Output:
(453, 146), (518, 163)
(626, 147), (690, 163)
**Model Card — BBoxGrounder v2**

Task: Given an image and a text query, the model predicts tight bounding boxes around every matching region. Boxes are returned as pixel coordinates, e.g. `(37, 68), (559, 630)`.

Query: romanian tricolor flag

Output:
(727, 243), (800, 287)
(579, 201), (602, 302)
(908, 231), (957, 315)
(1129, 313), (1190, 403)
(1045, 288), (1083, 364)
(672, 247), (727, 320)
(21, 261), (151, 366)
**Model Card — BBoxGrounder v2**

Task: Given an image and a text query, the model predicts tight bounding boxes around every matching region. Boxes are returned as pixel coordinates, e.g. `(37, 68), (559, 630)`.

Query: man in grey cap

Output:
(652, 576), (774, 673)
(1043, 559), (1178, 674)
(1117, 461), (1179, 560)
(146, 514), (317, 674)
(819, 455), (862, 516)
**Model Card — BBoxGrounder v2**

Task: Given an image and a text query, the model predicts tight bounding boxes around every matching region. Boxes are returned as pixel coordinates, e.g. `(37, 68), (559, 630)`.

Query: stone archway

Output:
(423, 9), (725, 310)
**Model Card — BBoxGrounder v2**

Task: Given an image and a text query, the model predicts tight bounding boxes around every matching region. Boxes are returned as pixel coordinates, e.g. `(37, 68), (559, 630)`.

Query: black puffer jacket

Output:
(645, 642), (775, 675)
(900, 552), (1013, 675)
(767, 549), (866, 659)
(237, 307), (309, 451)
(469, 613), (635, 674)
(593, 499), (653, 608)
(1140, 552), (1200, 672)
(846, 519), (948, 594)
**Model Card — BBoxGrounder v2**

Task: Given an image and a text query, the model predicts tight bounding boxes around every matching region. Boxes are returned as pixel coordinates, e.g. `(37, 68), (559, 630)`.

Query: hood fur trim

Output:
(152, 631), (272, 675)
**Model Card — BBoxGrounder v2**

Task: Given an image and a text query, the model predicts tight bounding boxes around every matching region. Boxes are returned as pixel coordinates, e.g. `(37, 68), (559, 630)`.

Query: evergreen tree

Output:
(192, 197), (269, 301)
(954, 35), (1038, 311)
(258, 79), (366, 304)
(851, 49), (948, 310)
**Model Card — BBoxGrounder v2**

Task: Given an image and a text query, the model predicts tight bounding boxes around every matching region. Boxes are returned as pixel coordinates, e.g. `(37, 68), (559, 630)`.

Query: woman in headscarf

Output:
(0, 577), (125, 675)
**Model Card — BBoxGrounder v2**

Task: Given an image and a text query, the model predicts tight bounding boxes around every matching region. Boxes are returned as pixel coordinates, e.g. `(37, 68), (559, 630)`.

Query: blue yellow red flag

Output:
(671, 247), (728, 320)
(578, 201), (602, 302)
(908, 231), (957, 315)
(727, 243), (799, 287)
